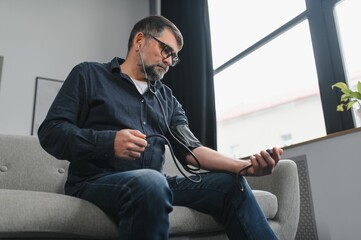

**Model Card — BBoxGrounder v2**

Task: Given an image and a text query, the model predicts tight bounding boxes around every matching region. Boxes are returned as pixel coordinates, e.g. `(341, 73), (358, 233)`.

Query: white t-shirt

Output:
(131, 78), (148, 94)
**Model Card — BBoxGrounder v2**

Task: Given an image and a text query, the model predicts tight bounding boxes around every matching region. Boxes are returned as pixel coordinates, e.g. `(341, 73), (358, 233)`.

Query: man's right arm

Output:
(38, 64), (116, 163)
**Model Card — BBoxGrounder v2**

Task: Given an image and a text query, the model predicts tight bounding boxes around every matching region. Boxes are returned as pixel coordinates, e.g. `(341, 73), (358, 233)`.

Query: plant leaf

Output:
(340, 94), (349, 102)
(358, 81), (361, 93)
(341, 88), (353, 95)
(336, 104), (344, 111)
(332, 82), (348, 90)
(354, 91), (361, 100)
(346, 101), (356, 110)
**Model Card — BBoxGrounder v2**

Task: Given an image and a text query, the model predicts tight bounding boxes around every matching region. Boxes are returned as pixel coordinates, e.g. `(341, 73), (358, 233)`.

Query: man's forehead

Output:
(158, 29), (180, 52)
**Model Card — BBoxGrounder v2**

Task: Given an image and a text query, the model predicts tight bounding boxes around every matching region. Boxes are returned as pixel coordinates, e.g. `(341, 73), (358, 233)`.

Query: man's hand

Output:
(245, 147), (284, 176)
(114, 129), (148, 160)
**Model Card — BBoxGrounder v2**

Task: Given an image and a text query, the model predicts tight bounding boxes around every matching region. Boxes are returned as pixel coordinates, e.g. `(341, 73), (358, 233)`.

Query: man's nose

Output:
(163, 56), (172, 66)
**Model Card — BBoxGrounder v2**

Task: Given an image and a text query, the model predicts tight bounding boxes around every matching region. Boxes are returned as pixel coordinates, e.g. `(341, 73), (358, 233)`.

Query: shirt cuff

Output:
(94, 130), (117, 161)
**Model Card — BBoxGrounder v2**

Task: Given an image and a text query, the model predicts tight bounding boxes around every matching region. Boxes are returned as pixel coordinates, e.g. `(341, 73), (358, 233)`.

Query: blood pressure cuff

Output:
(168, 124), (202, 163)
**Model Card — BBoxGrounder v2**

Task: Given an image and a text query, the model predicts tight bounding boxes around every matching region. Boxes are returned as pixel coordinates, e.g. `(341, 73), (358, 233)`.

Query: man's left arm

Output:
(186, 146), (283, 177)
(168, 99), (283, 177)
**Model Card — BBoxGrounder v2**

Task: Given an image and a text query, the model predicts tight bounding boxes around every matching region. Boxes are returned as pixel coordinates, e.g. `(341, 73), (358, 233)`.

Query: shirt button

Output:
(140, 99), (145, 103)
(142, 121), (146, 125)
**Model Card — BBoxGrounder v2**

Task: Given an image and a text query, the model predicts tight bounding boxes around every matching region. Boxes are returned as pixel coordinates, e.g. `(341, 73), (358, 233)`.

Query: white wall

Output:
(282, 129), (361, 240)
(0, 0), (149, 135)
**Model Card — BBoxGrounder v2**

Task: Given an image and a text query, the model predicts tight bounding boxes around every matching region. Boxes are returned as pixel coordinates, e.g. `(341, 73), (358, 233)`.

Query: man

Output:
(38, 15), (283, 240)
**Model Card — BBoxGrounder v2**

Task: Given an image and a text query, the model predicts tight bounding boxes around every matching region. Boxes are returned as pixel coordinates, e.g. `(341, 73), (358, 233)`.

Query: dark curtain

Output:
(161, 0), (217, 150)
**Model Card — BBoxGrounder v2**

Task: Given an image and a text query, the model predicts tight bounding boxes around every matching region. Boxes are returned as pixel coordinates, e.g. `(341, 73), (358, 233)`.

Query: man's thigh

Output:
(167, 172), (241, 215)
(77, 169), (169, 217)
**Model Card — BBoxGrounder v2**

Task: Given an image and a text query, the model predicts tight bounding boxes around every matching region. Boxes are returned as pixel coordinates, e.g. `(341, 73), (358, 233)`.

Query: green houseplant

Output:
(331, 81), (361, 111)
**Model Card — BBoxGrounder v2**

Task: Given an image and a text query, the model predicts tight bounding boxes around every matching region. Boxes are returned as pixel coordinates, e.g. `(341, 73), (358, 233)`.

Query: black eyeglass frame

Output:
(143, 32), (180, 67)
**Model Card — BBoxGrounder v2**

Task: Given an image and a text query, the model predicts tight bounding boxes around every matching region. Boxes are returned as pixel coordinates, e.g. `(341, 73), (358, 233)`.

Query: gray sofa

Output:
(0, 134), (300, 239)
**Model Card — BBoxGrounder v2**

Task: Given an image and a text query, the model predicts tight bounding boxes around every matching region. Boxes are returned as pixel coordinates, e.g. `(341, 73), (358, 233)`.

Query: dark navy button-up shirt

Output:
(38, 57), (193, 195)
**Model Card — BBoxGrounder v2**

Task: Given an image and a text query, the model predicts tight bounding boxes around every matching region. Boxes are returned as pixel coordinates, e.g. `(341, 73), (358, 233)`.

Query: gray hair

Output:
(127, 15), (183, 53)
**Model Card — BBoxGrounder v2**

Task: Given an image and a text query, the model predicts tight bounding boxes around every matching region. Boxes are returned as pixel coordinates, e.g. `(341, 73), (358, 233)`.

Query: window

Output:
(209, 0), (306, 69)
(209, 0), (328, 157)
(335, 0), (361, 127)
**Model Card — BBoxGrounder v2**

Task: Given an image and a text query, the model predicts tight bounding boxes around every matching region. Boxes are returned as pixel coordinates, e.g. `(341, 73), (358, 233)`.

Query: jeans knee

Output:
(135, 169), (172, 203)
(215, 173), (241, 193)
(213, 173), (253, 200)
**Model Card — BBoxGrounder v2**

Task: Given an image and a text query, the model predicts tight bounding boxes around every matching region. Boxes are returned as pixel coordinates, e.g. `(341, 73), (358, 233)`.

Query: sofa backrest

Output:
(0, 134), (69, 194)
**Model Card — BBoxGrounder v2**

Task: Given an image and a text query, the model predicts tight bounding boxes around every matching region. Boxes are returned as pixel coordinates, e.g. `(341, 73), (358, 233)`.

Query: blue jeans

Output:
(75, 169), (277, 240)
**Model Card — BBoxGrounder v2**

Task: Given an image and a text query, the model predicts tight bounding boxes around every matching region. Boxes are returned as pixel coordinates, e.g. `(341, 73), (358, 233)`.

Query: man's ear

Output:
(134, 32), (144, 51)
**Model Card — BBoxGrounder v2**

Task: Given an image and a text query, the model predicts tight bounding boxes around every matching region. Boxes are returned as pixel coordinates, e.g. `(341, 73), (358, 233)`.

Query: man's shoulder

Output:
(65, 58), (120, 83)
(75, 60), (108, 70)
(74, 57), (122, 71)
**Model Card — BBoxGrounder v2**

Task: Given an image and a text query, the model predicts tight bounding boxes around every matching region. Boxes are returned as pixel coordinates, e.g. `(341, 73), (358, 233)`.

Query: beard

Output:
(143, 63), (168, 82)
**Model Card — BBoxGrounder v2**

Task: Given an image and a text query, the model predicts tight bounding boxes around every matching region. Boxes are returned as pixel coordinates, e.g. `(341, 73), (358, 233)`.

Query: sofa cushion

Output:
(0, 134), (69, 194)
(169, 206), (223, 236)
(0, 189), (118, 239)
(253, 190), (278, 219)
(168, 190), (277, 235)
(0, 189), (277, 238)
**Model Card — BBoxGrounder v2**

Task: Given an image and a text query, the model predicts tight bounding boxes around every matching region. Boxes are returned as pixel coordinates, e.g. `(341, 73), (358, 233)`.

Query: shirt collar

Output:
(110, 57), (124, 73)
(111, 57), (164, 91)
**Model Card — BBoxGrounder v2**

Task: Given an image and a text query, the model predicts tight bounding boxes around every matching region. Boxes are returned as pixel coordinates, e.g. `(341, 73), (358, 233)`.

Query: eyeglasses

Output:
(143, 33), (180, 67)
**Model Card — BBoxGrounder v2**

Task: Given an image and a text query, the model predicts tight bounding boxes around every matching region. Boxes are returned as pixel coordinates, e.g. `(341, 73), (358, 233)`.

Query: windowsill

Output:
(283, 126), (361, 150)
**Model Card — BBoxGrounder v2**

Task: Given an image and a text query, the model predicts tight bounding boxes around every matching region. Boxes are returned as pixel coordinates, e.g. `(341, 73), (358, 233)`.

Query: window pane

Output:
(335, 0), (361, 127)
(214, 21), (326, 158)
(208, 0), (306, 69)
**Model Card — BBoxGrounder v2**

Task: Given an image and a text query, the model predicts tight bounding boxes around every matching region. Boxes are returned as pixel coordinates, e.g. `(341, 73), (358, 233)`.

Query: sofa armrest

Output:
(246, 159), (300, 240)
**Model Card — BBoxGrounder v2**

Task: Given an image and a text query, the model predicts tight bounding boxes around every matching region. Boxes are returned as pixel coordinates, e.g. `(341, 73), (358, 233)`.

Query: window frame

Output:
(212, 0), (354, 135)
